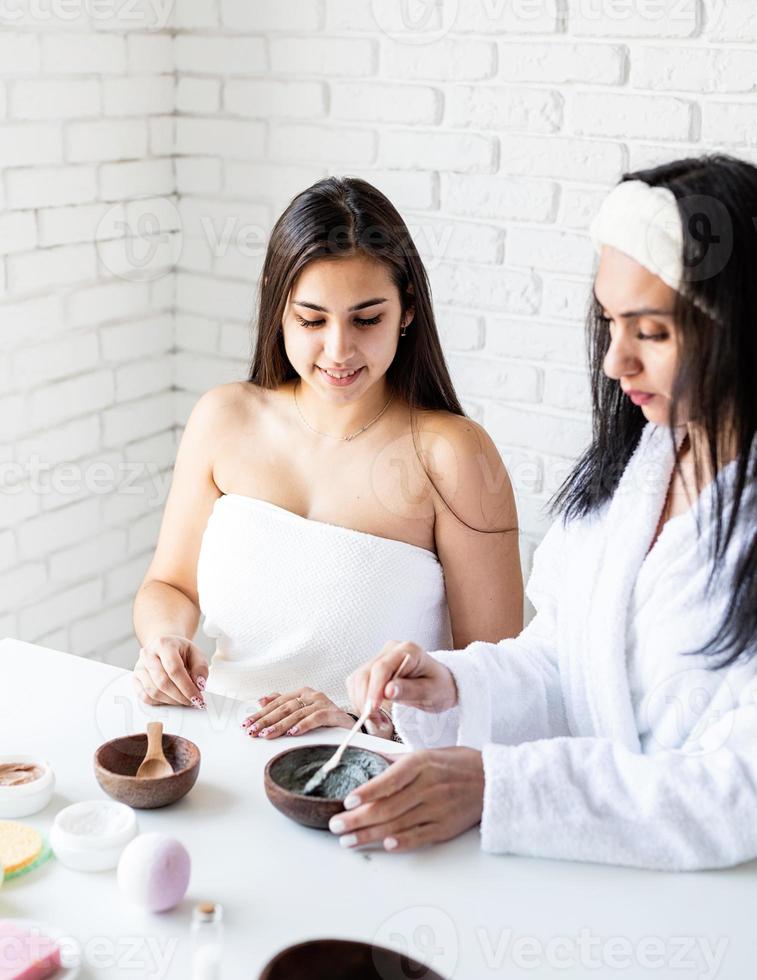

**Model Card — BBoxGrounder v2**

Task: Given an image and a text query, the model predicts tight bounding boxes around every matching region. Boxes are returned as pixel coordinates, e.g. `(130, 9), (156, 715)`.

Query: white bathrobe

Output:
(393, 423), (757, 871)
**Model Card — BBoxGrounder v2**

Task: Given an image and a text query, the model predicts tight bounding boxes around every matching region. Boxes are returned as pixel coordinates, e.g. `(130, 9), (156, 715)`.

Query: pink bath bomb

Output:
(117, 833), (190, 912)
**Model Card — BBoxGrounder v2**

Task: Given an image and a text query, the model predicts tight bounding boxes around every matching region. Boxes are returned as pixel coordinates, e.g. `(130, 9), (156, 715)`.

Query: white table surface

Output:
(1, 637), (755, 979)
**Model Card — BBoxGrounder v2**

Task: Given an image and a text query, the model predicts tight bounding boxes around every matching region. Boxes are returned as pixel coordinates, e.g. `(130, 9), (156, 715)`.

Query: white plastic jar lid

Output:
(52, 800), (137, 852)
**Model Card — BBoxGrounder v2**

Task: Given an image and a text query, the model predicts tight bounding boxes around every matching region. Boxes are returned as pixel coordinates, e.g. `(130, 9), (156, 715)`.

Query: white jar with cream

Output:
(0, 754), (55, 818)
(51, 800), (138, 872)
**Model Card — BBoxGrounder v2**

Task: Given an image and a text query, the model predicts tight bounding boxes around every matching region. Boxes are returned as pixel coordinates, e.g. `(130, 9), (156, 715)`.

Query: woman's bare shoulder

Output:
(414, 410), (516, 528)
(414, 410), (495, 459)
(186, 381), (272, 432)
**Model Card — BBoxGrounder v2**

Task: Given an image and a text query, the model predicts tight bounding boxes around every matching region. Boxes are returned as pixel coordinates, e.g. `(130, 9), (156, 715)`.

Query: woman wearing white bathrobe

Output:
(337, 154), (757, 871)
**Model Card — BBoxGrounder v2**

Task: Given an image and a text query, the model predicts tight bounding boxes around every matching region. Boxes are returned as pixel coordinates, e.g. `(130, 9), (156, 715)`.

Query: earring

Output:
(400, 326), (407, 337)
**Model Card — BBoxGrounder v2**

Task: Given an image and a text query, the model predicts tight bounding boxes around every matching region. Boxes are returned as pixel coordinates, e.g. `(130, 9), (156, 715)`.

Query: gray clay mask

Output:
(273, 747), (389, 800)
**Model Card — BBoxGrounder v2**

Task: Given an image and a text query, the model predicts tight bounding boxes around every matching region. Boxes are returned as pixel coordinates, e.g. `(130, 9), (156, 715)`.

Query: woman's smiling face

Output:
(281, 253), (412, 403)
(594, 244), (682, 426)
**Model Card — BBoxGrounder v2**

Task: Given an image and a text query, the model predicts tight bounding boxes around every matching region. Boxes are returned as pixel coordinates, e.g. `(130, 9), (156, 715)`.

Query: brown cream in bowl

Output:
(0, 763), (45, 787)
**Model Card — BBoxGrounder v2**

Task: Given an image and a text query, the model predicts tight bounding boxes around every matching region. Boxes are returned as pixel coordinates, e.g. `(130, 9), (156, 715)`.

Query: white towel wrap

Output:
(196, 494), (452, 707)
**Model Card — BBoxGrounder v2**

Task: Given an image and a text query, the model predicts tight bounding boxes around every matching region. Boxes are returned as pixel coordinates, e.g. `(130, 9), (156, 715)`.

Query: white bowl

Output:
(50, 800), (138, 872)
(0, 755), (55, 818)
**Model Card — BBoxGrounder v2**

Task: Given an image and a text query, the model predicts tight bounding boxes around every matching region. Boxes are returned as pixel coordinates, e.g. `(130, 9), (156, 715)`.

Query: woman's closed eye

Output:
(295, 314), (383, 329)
(296, 314), (325, 328)
(633, 321), (670, 341)
(599, 315), (668, 342)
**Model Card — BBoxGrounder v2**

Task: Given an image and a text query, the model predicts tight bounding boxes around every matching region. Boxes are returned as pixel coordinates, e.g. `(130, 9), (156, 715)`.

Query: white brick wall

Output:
(0, 9), (176, 665)
(164, 0), (757, 621)
(2, 0), (756, 665)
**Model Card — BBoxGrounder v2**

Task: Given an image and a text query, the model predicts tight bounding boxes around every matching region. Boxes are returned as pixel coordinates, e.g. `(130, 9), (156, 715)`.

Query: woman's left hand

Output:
(327, 747), (485, 852)
(242, 688), (355, 738)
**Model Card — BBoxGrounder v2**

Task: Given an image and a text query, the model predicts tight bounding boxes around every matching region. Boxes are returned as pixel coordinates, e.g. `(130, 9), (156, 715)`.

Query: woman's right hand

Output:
(133, 635), (209, 708)
(346, 641), (458, 726)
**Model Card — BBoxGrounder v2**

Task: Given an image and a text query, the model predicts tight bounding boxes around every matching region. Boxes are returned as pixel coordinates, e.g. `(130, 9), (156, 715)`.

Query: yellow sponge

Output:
(0, 821), (43, 875)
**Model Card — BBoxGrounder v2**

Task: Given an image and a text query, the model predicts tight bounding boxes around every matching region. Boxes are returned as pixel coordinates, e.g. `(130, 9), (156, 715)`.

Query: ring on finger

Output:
(296, 696), (308, 711)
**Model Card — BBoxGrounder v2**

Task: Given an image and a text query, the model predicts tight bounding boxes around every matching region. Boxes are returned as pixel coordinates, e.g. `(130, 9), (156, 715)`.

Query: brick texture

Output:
(1, 0), (754, 662)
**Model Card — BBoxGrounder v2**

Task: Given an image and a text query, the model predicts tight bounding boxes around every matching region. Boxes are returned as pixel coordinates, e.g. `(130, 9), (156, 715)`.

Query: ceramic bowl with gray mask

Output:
(264, 744), (391, 830)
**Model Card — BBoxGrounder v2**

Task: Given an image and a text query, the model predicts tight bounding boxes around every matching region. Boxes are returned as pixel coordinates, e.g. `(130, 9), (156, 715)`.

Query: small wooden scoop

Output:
(136, 722), (173, 779)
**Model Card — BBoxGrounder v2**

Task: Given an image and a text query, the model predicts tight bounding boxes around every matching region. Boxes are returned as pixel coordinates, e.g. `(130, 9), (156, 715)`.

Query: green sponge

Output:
(4, 836), (53, 882)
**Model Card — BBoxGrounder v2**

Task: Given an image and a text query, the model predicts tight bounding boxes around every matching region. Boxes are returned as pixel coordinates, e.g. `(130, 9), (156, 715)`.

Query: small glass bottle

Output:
(191, 902), (224, 980)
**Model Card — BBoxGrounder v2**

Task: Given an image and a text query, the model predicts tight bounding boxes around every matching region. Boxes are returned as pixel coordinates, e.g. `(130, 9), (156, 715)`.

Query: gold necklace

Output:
(293, 381), (393, 442)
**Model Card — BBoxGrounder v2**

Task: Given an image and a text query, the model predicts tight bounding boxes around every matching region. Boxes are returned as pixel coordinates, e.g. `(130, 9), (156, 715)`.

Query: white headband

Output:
(589, 180), (684, 291)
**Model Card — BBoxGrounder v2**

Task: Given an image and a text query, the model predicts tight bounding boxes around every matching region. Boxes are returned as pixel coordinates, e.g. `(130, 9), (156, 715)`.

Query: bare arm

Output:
(133, 580), (201, 650)
(362, 416), (523, 737)
(424, 415), (524, 647)
(132, 383), (240, 704)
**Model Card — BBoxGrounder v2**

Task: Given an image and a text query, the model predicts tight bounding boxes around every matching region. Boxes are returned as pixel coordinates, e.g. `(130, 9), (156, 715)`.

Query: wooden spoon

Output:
(302, 652), (412, 796)
(136, 722), (173, 779)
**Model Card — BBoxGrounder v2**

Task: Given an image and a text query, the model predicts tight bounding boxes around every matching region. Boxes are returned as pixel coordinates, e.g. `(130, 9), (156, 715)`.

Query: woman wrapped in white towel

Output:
(130, 177), (523, 739)
(339, 154), (757, 871)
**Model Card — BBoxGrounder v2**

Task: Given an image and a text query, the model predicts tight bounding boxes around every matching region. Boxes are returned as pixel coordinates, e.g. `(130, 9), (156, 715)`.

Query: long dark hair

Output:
(553, 154), (757, 668)
(249, 175), (464, 416)
(247, 178), (511, 535)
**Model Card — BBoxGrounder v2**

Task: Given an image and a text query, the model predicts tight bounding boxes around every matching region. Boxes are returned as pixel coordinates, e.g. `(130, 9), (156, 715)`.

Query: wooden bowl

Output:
(264, 744), (391, 830)
(94, 733), (200, 809)
(258, 938), (447, 980)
